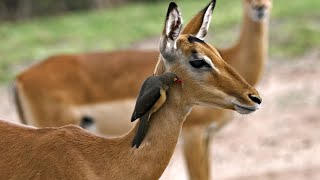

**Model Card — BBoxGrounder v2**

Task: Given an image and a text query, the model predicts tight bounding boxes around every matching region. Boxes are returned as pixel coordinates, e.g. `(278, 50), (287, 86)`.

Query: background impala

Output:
(0, 0), (319, 179)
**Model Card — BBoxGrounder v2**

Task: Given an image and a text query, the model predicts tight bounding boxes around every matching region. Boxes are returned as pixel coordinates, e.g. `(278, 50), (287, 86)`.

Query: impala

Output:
(182, 0), (272, 179)
(14, 0), (271, 179)
(3, 1), (262, 179)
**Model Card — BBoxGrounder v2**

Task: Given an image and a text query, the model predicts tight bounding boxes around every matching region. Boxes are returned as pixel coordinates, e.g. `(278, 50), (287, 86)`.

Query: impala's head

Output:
(156, 1), (262, 114)
(243, 0), (272, 22)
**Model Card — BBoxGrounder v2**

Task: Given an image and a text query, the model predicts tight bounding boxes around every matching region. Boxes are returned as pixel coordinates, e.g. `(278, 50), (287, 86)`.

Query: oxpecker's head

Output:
(159, 72), (182, 86)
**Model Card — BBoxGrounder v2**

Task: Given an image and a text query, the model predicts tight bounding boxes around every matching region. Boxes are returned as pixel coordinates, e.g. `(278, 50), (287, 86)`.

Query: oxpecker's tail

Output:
(132, 111), (151, 148)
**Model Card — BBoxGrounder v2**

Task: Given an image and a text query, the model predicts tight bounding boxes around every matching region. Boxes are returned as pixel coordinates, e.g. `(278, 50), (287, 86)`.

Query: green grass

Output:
(0, 0), (319, 83)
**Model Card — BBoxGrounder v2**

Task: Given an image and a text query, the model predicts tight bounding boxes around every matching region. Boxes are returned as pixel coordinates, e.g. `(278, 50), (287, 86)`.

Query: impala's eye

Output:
(189, 59), (211, 69)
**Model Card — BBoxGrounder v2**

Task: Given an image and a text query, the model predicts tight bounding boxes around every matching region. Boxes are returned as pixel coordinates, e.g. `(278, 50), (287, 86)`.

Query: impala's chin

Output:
(232, 102), (260, 115)
(195, 99), (233, 110)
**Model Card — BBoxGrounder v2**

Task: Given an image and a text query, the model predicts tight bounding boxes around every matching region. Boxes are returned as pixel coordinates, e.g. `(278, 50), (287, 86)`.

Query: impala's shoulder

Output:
(35, 125), (89, 143)
(56, 125), (85, 134)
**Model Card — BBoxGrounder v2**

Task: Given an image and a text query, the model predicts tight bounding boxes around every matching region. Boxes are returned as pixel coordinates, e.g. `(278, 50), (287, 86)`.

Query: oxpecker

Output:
(131, 72), (182, 148)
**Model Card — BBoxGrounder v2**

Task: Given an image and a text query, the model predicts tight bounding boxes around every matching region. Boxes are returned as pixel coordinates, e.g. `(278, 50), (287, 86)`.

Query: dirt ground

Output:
(0, 40), (319, 179)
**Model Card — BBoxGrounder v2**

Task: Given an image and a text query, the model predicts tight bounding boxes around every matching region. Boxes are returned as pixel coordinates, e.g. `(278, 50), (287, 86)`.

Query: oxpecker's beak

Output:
(174, 78), (183, 84)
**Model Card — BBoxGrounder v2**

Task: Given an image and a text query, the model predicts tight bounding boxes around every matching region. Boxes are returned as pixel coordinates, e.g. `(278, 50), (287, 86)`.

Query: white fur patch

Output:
(84, 122), (97, 134)
(71, 100), (136, 137)
(203, 55), (219, 73)
(166, 38), (176, 50)
(165, 8), (182, 39)
(165, 8), (182, 50)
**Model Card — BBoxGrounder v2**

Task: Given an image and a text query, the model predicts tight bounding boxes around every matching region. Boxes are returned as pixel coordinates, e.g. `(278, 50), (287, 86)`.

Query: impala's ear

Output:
(159, 2), (183, 62)
(181, 0), (216, 40)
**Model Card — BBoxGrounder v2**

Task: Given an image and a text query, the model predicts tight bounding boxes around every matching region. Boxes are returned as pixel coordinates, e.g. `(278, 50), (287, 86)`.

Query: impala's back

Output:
(15, 50), (158, 133)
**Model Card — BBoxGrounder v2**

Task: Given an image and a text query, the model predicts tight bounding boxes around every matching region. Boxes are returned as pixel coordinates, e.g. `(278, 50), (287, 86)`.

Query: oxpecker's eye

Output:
(189, 59), (211, 69)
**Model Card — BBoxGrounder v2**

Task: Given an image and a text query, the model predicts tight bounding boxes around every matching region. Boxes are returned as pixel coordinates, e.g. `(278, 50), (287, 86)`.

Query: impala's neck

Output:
(241, 10), (268, 43)
(221, 10), (269, 86)
(85, 85), (191, 179)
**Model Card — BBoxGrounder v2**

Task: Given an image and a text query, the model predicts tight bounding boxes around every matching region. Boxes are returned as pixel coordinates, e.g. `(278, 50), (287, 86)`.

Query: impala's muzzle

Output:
(252, 5), (268, 20)
(232, 92), (262, 115)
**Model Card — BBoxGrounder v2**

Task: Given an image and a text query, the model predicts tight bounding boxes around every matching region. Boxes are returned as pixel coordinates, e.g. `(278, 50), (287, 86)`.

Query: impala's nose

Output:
(249, 94), (262, 105)
(255, 5), (266, 19)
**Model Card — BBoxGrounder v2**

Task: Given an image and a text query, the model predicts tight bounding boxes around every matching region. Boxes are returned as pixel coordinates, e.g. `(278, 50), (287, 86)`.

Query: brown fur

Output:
(15, 51), (158, 127)
(13, 1), (269, 179)
(0, 86), (190, 179)
(2, 2), (261, 178)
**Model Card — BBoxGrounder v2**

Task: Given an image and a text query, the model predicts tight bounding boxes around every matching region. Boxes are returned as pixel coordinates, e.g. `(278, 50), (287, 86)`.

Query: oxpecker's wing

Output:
(131, 85), (161, 122)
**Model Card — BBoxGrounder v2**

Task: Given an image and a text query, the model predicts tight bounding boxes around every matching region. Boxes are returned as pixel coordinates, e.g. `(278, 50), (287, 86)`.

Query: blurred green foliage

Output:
(0, 0), (319, 83)
(0, 0), (163, 20)
(0, 0), (95, 20)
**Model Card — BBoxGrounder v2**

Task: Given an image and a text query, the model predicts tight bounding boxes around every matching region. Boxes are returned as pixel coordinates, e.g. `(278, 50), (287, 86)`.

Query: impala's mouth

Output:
(257, 10), (267, 19)
(233, 102), (260, 115)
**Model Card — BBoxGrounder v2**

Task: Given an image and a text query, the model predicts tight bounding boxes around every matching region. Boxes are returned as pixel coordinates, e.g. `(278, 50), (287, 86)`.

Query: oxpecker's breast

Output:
(151, 88), (167, 114)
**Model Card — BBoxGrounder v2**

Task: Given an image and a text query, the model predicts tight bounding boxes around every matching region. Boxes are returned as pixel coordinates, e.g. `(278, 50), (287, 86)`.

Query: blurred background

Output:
(0, 0), (319, 179)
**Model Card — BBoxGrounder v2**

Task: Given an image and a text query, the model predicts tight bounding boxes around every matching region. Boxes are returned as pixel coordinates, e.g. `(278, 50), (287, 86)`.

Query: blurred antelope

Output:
(1, 1), (262, 179)
(14, 0), (271, 179)
(182, 0), (272, 179)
